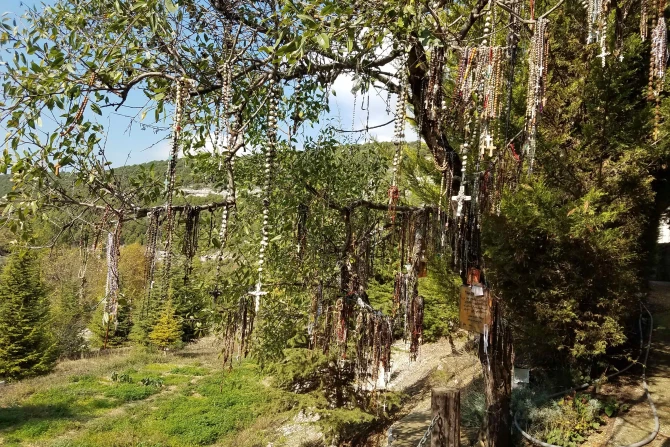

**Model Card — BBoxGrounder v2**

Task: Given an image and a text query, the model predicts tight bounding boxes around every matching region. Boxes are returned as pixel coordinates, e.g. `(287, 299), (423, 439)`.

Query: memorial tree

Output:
(1, 0), (668, 444)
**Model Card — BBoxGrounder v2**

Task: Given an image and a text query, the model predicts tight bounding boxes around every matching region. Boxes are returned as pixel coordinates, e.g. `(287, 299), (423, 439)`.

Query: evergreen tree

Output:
(0, 250), (56, 381)
(90, 297), (133, 348)
(51, 282), (89, 358)
(149, 300), (182, 351)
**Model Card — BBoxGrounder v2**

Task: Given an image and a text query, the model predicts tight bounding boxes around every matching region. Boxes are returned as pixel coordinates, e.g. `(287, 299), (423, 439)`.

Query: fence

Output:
(389, 388), (461, 447)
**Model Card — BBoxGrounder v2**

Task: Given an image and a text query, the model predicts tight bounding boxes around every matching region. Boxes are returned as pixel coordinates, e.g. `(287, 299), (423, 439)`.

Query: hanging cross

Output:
(452, 154), (471, 218)
(452, 187), (471, 218)
(597, 49), (610, 67)
(249, 281), (268, 312)
(482, 133), (495, 157)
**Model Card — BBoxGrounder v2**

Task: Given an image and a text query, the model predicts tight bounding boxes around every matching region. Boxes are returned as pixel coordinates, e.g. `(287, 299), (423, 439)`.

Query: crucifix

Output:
(452, 185), (472, 218)
(452, 155), (472, 218)
(249, 281), (268, 312)
(597, 49), (610, 67)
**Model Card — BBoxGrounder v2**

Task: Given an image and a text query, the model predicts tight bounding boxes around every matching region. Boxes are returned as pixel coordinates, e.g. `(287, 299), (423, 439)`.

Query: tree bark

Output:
(431, 388), (461, 447)
(478, 300), (514, 447)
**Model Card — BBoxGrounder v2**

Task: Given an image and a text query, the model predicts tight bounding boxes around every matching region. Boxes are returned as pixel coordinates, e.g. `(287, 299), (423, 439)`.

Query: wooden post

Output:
(431, 388), (460, 447)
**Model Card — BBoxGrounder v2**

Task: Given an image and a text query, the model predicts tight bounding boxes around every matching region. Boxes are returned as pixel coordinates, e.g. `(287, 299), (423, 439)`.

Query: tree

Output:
(0, 250), (56, 380)
(1, 0), (669, 444)
(149, 300), (183, 351)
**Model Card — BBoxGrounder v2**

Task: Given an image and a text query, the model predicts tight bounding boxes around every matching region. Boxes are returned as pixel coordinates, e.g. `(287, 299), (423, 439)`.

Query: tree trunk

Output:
(478, 300), (514, 447)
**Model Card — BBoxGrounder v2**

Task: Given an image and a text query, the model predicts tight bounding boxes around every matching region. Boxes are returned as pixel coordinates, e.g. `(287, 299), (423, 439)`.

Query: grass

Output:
(0, 339), (399, 446)
(0, 340), (302, 447)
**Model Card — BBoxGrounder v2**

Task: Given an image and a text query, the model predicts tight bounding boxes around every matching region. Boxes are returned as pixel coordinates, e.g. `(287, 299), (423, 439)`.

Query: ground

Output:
(0, 339), (298, 447)
(373, 281), (670, 447)
(381, 336), (482, 447)
(576, 281), (669, 447)
(2, 283), (668, 447)
(597, 281), (670, 447)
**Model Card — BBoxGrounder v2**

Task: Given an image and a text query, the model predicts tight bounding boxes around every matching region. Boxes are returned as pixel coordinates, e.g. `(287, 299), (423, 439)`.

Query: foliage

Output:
(270, 348), (356, 405)
(49, 281), (89, 358)
(0, 250), (57, 380)
(602, 396), (628, 417)
(90, 294), (134, 348)
(481, 8), (668, 372)
(318, 407), (377, 444)
(529, 393), (604, 447)
(168, 257), (215, 342)
(484, 182), (634, 365)
(1, 0), (670, 442)
(139, 376), (164, 387)
(110, 371), (132, 383)
(253, 289), (310, 367)
(149, 300), (183, 351)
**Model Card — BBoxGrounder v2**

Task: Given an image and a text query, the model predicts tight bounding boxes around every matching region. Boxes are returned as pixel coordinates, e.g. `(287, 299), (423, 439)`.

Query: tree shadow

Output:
(0, 402), (75, 434)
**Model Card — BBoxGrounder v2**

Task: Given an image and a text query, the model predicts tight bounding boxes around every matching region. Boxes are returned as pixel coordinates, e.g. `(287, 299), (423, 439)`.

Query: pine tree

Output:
(149, 300), (182, 351)
(0, 250), (56, 381)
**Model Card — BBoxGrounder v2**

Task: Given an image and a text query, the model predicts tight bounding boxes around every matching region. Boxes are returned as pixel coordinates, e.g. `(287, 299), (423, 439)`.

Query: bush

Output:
(527, 393), (604, 447)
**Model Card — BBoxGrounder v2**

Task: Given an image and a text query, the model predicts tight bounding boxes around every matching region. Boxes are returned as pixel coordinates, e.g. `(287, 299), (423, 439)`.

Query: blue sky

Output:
(2, 0), (410, 167)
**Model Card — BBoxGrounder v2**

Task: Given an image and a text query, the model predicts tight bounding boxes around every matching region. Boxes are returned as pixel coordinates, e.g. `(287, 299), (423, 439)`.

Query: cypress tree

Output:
(0, 250), (56, 381)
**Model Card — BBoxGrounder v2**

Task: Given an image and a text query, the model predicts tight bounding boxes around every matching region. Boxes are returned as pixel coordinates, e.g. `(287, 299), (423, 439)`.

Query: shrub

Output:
(528, 393), (604, 447)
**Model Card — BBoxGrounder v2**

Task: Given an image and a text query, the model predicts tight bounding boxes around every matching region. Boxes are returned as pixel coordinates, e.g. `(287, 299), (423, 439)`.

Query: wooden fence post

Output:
(431, 387), (460, 447)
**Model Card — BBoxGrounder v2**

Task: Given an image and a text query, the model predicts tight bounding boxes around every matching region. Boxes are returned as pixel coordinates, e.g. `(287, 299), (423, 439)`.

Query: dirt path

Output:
(387, 280), (670, 447)
(387, 336), (481, 447)
(587, 281), (670, 447)
(632, 281), (670, 447)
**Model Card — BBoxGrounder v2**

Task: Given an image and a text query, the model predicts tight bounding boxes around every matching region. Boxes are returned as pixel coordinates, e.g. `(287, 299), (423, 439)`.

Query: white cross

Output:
(597, 49), (610, 67)
(249, 281), (267, 312)
(482, 133), (495, 157)
(452, 154), (471, 217)
(451, 187), (471, 218)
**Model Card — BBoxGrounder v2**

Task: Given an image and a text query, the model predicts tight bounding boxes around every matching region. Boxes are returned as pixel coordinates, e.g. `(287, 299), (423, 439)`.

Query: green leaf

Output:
(165, 0), (178, 13)
(297, 14), (317, 27)
(315, 33), (330, 50)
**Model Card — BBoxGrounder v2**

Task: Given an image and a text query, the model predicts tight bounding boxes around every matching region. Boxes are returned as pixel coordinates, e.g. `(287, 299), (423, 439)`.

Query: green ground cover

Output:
(0, 346), (297, 447)
(0, 341), (394, 447)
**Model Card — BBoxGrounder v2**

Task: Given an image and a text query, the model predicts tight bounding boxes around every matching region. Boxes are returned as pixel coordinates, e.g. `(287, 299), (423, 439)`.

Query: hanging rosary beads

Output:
(650, 3), (667, 141)
(354, 306), (393, 385)
(250, 75), (279, 312)
(585, 0), (603, 44)
(181, 205), (201, 283)
(212, 63), (235, 301)
(144, 209), (160, 292)
(389, 61), (407, 223)
(524, 18), (549, 172)
(425, 48), (445, 122)
(103, 219), (122, 348)
(161, 78), (188, 301)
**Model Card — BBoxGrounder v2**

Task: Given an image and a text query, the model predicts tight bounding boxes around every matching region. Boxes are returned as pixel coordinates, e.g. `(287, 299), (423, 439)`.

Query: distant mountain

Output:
(0, 159), (199, 199)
